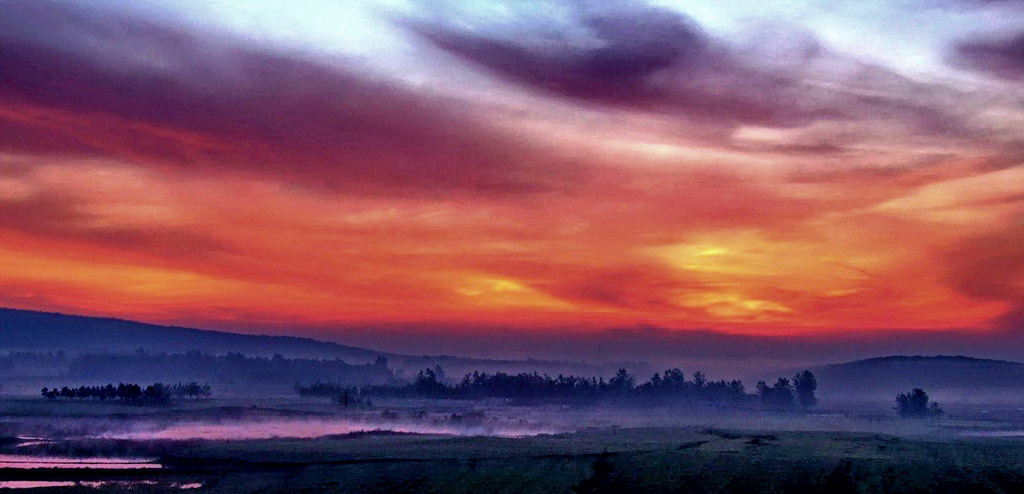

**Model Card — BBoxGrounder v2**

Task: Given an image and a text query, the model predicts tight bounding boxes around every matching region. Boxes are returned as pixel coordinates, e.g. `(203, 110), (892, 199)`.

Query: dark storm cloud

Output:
(0, 1), (572, 196)
(408, 1), (971, 137)
(953, 33), (1024, 81)
(407, 5), (797, 126)
(410, 3), (707, 104)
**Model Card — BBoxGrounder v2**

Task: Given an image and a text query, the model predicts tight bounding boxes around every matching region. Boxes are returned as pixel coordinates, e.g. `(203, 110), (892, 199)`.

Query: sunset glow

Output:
(1, 0), (1022, 339)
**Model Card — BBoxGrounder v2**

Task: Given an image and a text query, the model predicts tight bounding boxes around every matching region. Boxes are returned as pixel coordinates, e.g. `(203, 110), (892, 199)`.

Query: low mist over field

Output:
(4, 311), (1024, 492)
(4, 308), (1024, 412)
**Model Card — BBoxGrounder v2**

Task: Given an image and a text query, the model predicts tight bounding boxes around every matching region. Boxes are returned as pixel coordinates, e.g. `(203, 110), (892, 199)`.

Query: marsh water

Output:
(6, 399), (1024, 492)
(0, 481), (202, 490)
(0, 453), (196, 491)
(99, 416), (564, 441)
(0, 454), (161, 469)
(0, 409), (563, 490)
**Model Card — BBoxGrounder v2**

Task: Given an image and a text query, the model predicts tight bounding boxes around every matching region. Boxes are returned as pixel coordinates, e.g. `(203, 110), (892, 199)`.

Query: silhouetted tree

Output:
(692, 371), (707, 390)
(758, 377), (795, 409)
(414, 367), (448, 397)
(608, 368), (635, 395)
(793, 370), (818, 409)
(896, 388), (943, 418)
(143, 383), (172, 405)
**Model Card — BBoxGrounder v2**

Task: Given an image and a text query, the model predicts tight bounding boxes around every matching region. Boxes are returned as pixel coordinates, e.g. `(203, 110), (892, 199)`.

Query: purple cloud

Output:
(408, 0), (979, 151)
(953, 33), (1024, 81)
(0, 1), (577, 196)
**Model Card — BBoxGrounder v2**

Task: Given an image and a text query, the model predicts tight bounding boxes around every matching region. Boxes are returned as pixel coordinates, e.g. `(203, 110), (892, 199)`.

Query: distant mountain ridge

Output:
(0, 307), (630, 378)
(834, 355), (1018, 367)
(0, 307), (385, 361)
(809, 354), (1024, 400)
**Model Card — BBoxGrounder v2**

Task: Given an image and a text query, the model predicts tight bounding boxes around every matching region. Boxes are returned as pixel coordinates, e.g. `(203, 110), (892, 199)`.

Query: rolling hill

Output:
(0, 307), (384, 362)
(0, 307), (627, 382)
(809, 355), (1024, 401)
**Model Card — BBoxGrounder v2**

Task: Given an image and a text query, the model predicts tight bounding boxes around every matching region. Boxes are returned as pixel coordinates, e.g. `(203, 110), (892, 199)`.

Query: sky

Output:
(0, 0), (1023, 359)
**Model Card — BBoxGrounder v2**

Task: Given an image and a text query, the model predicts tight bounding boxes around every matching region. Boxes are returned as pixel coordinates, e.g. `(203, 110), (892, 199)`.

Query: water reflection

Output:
(0, 480), (202, 490)
(79, 480), (203, 490)
(14, 437), (53, 448)
(0, 481), (76, 489)
(0, 455), (161, 469)
(102, 418), (561, 441)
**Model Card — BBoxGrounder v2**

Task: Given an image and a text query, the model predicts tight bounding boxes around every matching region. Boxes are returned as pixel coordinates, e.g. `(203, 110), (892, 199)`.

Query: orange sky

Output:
(0, 0), (1022, 338)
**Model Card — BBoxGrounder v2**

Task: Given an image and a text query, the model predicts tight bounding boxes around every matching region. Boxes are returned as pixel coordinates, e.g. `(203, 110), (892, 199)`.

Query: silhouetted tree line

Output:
(306, 367), (818, 408)
(635, 369), (746, 405)
(38, 382), (204, 405)
(756, 370), (818, 410)
(355, 367), (621, 401)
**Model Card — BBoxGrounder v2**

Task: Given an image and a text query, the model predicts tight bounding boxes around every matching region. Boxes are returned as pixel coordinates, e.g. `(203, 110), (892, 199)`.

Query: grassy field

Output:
(163, 428), (1024, 493)
(3, 396), (1024, 492)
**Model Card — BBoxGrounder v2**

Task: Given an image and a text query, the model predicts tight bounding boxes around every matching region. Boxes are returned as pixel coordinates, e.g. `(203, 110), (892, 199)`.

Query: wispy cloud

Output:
(0, 0), (1021, 347)
(0, 1), (574, 196)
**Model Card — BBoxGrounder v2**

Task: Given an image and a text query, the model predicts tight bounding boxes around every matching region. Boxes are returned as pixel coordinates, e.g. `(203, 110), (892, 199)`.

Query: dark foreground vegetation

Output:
(299, 367), (820, 410)
(5, 425), (1021, 494)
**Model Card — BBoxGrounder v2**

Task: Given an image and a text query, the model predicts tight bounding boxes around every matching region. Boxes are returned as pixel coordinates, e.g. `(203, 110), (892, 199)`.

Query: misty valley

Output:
(4, 312), (1024, 492)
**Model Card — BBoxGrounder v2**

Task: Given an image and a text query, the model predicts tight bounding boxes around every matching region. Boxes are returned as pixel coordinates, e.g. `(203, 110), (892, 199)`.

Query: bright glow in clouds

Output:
(0, 0), (1022, 339)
